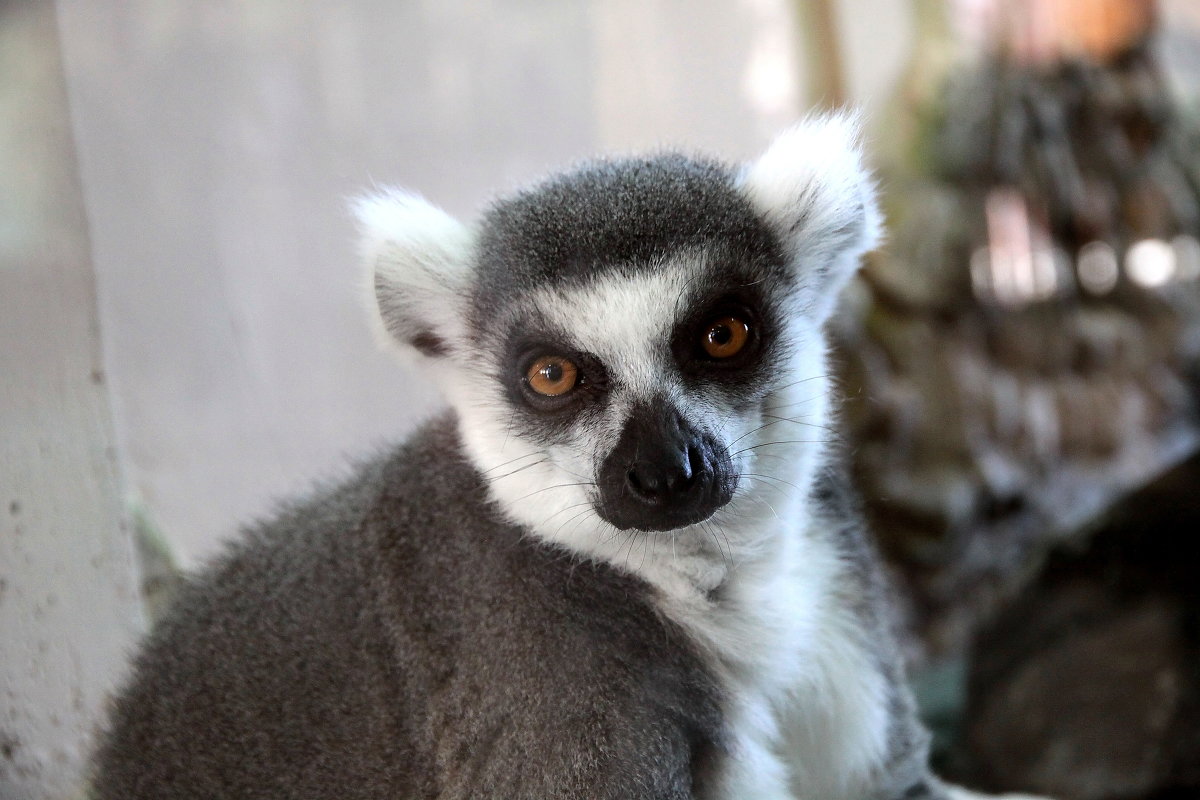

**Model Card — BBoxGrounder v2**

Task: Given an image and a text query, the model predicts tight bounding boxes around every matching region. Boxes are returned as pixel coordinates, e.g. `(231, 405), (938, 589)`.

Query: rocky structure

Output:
(959, 453), (1200, 798)
(838, 38), (1200, 659)
(835, 8), (1200, 799)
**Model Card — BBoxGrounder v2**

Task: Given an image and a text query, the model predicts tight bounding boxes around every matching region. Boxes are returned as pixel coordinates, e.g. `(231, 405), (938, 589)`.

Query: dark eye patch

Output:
(498, 326), (612, 443)
(514, 347), (608, 411)
(671, 279), (782, 402)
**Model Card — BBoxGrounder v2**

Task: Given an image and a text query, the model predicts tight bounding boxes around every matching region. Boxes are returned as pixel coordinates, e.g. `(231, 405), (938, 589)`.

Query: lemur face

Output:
(463, 156), (799, 536)
(359, 116), (879, 566)
(486, 249), (778, 535)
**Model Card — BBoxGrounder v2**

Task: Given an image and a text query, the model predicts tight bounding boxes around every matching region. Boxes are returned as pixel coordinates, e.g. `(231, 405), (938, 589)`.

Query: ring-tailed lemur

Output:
(91, 117), (1043, 800)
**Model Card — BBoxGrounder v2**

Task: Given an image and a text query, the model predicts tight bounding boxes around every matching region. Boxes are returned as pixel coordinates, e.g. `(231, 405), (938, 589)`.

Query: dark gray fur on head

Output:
(471, 154), (784, 327)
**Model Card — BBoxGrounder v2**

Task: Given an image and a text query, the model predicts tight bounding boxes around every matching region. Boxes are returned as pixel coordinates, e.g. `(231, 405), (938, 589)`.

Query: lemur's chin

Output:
(597, 501), (727, 534)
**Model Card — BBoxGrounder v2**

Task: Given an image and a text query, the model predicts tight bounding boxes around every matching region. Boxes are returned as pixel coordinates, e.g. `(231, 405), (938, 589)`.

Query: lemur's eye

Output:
(701, 316), (751, 359)
(526, 355), (578, 396)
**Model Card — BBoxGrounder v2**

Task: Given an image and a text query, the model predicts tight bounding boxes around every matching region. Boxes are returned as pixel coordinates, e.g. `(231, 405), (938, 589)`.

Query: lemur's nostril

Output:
(685, 446), (703, 486)
(626, 467), (645, 494)
(626, 445), (702, 503)
(627, 461), (671, 502)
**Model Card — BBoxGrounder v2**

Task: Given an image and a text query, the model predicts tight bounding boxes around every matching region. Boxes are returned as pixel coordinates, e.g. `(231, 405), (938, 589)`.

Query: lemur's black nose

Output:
(597, 400), (735, 532)
(626, 445), (699, 502)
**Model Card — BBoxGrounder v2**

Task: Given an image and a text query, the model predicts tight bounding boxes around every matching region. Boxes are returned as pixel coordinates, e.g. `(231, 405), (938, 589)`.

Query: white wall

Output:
(0, 4), (144, 798)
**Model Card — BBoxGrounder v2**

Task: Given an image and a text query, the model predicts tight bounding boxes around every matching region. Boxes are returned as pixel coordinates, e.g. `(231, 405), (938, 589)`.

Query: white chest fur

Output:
(652, 516), (891, 800)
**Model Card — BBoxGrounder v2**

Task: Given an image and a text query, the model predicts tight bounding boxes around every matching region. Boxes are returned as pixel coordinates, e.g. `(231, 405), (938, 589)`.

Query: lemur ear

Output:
(355, 190), (476, 360)
(738, 114), (881, 323)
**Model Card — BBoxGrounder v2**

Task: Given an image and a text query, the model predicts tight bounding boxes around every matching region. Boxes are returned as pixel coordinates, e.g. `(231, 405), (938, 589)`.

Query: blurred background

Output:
(3, 0), (1199, 797)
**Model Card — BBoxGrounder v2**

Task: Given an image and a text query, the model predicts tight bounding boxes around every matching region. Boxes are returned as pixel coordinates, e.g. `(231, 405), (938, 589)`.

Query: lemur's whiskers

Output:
(480, 451), (544, 475)
(541, 501), (594, 523)
(550, 505), (597, 540)
(483, 458), (549, 485)
(729, 439), (833, 458)
(725, 414), (800, 449)
(619, 529), (641, 572)
(739, 472), (803, 493)
(639, 531), (659, 573)
(500, 410), (517, 452)
(699, 519), (732, 567)
(770, 374), (831, 392)
(513, 482), (597, 502)
(759, 413), (842, 437)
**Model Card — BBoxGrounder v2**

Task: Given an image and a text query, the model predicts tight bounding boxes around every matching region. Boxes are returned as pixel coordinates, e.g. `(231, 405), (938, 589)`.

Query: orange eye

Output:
(702, 316), (750, 359)
(526, 355), (579, 396)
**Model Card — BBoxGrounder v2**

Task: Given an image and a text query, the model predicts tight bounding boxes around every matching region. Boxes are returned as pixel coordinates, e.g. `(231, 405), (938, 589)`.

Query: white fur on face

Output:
(449, 248), (834, 599)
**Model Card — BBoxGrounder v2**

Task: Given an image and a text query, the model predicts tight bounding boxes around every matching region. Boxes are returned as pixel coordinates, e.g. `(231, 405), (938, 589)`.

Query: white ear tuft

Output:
(354, 189), (475, 359)
(740, 113), (881, 322)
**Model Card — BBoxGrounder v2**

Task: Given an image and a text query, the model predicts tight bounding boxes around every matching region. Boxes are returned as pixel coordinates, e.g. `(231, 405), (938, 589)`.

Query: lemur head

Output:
(358, 116), (879, 582)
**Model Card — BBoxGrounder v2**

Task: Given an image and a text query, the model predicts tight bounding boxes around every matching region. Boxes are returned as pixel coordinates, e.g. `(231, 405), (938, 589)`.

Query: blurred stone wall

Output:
(835, 11), (1200, 797)
(839, 26), (1200, 661)
(959, 453), (1200, 798)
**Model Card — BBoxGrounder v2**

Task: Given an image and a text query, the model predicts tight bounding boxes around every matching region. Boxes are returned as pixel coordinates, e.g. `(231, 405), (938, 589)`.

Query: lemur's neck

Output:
(641, 505), (838, 709)
(617, 490), (814, 612)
